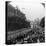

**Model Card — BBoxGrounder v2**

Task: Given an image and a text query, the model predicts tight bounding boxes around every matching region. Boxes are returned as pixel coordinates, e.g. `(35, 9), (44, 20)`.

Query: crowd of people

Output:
(7, 17), (45, 44)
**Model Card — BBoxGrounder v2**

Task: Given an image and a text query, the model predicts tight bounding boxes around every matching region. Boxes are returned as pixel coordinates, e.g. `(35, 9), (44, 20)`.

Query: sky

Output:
(9, 0), (45, 21)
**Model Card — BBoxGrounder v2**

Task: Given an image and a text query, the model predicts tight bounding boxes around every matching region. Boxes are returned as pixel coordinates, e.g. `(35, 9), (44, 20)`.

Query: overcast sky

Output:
(9, 0), (45, 21)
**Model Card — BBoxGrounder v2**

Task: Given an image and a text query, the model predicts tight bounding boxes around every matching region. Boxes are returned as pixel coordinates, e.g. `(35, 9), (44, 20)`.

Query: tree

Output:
(40, 17), (45, 28)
